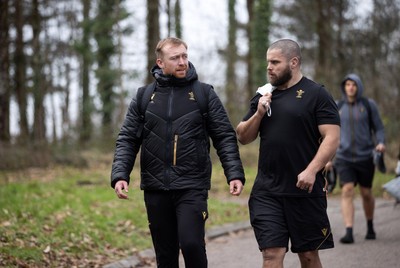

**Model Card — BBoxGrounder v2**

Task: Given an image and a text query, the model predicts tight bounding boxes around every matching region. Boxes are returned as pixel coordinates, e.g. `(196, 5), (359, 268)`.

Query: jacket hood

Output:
(340, 73), (364, 100)
(151, 61), (198, 87)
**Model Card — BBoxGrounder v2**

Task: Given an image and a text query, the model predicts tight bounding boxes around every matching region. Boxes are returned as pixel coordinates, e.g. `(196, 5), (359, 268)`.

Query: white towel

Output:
(256, 83), (276, 95)
(256, 83), (275, 116)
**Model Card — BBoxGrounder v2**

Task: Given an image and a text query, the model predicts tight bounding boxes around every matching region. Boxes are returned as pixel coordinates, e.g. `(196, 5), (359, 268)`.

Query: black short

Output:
(248, 194), (334, 253)
(335, 157), (375, 188)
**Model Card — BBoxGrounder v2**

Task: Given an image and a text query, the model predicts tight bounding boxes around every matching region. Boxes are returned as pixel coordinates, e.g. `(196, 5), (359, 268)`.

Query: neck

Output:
(347, 95), (356, 103)
(277, 72), (303, 90)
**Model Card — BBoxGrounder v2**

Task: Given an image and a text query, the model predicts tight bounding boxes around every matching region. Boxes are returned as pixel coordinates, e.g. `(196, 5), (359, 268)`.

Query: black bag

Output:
(325, 166), (337, 193)
(373, 151), (386, 173)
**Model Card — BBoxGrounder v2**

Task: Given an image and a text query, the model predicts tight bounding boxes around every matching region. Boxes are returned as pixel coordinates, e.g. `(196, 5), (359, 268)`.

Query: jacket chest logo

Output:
(188, 91), (195, 101)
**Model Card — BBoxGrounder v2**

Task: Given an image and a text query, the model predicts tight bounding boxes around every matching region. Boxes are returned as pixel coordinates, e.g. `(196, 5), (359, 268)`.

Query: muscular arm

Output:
(309, 124), (340, 172)
(297, 124), (340, 192)
(236, 113), (263, 144)
(236, 94), (271, 145)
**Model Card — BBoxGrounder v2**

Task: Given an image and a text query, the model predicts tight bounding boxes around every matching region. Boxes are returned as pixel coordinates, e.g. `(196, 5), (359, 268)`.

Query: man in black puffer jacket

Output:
(111, 37), (245, 268)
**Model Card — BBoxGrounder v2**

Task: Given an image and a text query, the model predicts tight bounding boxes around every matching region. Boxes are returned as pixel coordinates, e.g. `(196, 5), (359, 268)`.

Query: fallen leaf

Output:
(43, 245), (51, 253)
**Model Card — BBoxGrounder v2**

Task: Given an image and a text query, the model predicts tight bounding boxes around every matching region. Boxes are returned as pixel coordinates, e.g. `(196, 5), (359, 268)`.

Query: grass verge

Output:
(0, 150), (249, 267)
(0, 145), (397, 267)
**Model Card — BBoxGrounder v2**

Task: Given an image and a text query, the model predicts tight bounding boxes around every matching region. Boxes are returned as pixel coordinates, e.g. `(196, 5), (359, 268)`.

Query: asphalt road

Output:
(105, 197), (400, 268)
(202, 197), (400, 268)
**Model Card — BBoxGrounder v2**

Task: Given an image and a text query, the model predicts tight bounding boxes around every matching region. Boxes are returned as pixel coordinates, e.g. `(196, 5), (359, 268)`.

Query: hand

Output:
(325, 161), (333, 171)
(296, 170), (316, 194)
(115, 180), (129, 199)
(375, 143), (385, 153)
(257, 93), (272, 113)
(229, 179), (244, 196)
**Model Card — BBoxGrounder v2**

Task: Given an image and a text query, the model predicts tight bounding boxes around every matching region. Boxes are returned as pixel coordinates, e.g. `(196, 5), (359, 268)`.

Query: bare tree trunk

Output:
(50, 90), (57, 144)
(31, 0), (46, 144)
(0, 0), (10, 142)
(315, 0), (333, 87)
(43, 17), (57, 144)
(14, 0), (30, 143)
(246, 0), (254, 101)
(225, 0), (239, 123)
(146, 0), (160, 84)
(174, 0), (182, 38)
(80, 0), (92, 143)
(62, 63), (71, 142)
(166, 0), (171, 36)
(335, 0), (347, 91)
(115, 2), (127, 128)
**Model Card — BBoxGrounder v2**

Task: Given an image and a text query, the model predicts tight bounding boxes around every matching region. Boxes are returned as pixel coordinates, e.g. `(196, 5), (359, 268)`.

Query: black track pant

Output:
(144, 189), (209, 268)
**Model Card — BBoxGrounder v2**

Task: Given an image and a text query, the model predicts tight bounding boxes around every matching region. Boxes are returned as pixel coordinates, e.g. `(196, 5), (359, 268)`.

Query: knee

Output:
(180, 239), (205, 256)
(341, 184), (354, 198)
(262, 248), (285, 263)
(298, 251), (320, 264)
(360, 189), (374, 201)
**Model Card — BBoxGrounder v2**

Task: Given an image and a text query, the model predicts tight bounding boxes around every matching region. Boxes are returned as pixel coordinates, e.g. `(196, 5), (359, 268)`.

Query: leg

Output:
(285, 197), (333, 267)
(341, 182), (355, 228)
(359, 186), (375, 221)
(261, 247), (286, 268)
(144, 191), (180, 268)
(248, 195), (290, 268)
(175, 190), (208, 268)
(340, 182), (355, 243)
(335, 159), (357, 243)
(359, 186), (376, 239)
(298, 250), (322, 268)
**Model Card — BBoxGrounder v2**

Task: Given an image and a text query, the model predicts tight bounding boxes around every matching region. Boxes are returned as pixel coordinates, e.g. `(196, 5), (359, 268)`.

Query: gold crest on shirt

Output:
(296, 89), (305, 98)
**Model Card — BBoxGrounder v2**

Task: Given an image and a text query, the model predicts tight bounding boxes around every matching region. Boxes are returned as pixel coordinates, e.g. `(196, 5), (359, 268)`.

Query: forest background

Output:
(0, 0), (399, 168)
(0, 0), (400, 267)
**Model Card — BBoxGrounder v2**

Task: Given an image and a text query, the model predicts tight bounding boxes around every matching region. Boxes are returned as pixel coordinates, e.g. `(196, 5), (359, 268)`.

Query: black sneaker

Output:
(365, 232), (376, 240)
(340, 235), (354, 244)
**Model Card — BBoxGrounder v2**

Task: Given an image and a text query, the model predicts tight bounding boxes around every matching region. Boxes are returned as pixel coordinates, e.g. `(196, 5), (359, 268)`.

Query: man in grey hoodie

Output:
(327, 73), (385, 244)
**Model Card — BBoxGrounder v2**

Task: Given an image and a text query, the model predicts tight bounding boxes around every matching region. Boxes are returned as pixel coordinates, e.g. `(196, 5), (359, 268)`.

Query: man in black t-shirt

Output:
(237, 39), (340, 267)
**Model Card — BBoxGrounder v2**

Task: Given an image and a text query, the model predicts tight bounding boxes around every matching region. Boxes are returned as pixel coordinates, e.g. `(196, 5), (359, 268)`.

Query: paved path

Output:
(105, 197), (400, 268)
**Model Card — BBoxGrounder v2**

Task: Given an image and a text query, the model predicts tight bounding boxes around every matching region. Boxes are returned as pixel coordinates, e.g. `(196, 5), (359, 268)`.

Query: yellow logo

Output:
(296, 89), (305, 98)
(202, 211), (207, 220)
(189, 91), (195, 101)
(321, 228), (328, 236)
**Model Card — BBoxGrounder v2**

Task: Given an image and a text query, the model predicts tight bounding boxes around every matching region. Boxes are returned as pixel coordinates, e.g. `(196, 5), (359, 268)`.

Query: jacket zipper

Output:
(173, 134), (178, 166)
(164, 88), (174, 188)
(350, 103), (355, 161)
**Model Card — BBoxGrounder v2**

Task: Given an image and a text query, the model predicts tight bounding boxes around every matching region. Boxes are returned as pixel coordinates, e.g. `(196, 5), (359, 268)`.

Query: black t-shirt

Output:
(243, 77), (340, 197)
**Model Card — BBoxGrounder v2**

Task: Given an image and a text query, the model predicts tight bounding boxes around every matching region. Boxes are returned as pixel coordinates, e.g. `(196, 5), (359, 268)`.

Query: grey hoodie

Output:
(336, 73), (385, 162)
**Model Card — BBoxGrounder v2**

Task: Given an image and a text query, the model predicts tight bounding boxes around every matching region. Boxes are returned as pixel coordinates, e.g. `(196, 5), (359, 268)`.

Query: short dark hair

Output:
(155, 37), (188, 59)
(268, 39), (302, 64)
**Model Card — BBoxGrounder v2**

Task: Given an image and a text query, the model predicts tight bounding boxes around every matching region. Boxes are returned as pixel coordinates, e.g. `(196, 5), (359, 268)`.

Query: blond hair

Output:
(155, 37), (188, 59)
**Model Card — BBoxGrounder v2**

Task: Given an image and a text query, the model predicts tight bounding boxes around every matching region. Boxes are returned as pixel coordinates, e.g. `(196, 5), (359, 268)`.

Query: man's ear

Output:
(290, 57), (299, 69)
(156, 58), (163, 69)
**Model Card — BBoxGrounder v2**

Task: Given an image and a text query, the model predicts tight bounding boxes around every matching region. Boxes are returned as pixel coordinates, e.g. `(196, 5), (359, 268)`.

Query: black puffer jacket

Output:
(111, 62), (245, 190)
